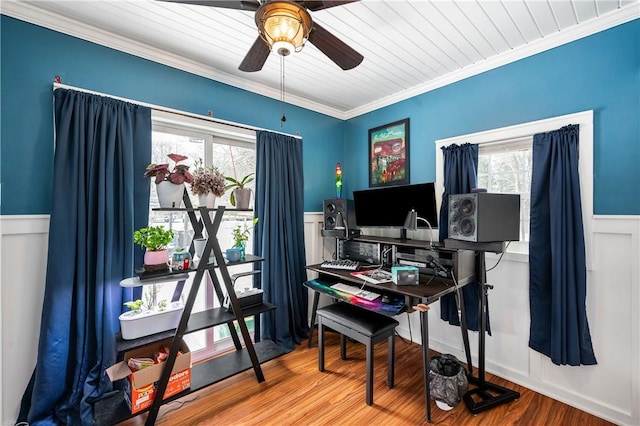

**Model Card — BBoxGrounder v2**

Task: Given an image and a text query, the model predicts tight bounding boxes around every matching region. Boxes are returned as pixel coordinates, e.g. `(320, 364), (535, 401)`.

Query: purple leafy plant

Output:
(144, 153), (194, 185)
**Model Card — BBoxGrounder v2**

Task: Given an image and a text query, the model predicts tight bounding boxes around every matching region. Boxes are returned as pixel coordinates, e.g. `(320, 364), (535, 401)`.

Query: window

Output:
(435, 110), (593, 261)
(477, 137), (532, 242)
(149, 111), (257, 362)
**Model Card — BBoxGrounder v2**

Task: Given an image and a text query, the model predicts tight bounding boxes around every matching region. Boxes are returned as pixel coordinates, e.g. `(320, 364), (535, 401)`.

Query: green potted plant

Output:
(190, 158), (226, 208)
(225, 173), (254, 209)
(133, 226), (175, 271)
(144, 153), (194, 208)
(228, 218), (258, 261)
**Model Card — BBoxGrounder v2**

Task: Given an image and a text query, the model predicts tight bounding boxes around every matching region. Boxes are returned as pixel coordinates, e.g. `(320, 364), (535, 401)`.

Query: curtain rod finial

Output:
(54, 75), (61, 83)
(207, 110), (213, 117)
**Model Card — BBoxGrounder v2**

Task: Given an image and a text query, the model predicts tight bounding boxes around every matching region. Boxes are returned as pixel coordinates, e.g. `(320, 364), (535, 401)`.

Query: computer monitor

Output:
(353, 182), (438, 229)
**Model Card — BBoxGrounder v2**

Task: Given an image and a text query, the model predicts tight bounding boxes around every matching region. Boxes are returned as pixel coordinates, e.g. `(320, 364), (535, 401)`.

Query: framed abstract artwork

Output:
(368, 118), (410, 187)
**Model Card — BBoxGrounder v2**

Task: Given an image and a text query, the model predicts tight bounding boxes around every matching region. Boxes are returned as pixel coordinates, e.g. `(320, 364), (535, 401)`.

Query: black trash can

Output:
(428, 354), (468, 409)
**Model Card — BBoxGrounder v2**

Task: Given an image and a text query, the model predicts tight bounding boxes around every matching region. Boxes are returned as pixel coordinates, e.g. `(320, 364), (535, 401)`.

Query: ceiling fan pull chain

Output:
(280, 54), (287, 127)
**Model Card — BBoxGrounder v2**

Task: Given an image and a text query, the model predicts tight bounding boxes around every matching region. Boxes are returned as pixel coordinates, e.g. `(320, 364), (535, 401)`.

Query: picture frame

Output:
(368, 118), (410, 187)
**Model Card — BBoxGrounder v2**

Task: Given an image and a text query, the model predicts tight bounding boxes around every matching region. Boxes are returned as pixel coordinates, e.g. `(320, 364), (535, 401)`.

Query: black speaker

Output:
(323, 198), (355, 231)
(448, 193), (520, 242)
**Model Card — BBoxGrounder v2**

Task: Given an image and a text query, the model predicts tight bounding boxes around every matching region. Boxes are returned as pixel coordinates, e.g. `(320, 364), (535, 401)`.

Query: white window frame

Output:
(150, 110), (258, 361)
(435, 110), (594, 268)
(477, 136), (533, 243)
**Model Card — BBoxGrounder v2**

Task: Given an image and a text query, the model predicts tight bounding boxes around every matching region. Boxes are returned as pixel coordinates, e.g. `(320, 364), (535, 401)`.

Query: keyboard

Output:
(331, 282), (380, 301)
(320, 259), (360, 271)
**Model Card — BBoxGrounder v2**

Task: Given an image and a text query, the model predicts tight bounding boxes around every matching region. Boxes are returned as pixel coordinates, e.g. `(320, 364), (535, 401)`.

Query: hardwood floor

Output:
(118, 334), (613, 426)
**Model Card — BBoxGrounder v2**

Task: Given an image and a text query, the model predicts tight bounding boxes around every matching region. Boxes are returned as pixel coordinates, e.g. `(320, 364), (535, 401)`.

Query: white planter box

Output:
(119, 301), (184, 340)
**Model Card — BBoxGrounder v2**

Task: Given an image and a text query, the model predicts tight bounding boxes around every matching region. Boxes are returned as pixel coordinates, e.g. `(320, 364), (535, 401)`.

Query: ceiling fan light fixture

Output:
(256, 1), (312, 56)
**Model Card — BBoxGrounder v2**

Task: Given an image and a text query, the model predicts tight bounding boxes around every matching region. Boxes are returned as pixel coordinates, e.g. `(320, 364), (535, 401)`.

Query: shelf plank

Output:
(185, 302), (276, 334)
(115, 330), (178, 353)
(152, 207), (253, 212)
(120, 273), (189, 287)
(195, 253), (264, 268)
(190, 340), (287, 391)
(115, 302), (276, 353)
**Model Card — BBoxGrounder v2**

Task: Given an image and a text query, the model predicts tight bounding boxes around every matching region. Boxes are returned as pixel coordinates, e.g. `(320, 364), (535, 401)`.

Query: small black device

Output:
(448, 193), (520, 242)
(224, 288), (263, 312)
(319, 259), (360, 271)
(338, 240), (381, 265)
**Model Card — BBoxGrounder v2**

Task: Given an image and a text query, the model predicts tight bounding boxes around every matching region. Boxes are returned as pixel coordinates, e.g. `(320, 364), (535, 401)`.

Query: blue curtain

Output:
(253, 130), (308, 352)
(438, 143), (487, 332)
(22, 89), (151, 425)
(529, 125), (597, 366)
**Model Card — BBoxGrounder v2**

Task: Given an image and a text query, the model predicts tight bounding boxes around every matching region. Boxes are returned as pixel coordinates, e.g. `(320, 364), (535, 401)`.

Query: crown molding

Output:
(0, 1), (346, 119)
(2, 1), (637, 121)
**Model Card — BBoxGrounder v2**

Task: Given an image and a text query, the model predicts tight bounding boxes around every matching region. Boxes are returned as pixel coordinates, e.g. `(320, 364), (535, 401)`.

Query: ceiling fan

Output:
(161, 0), (364, 72)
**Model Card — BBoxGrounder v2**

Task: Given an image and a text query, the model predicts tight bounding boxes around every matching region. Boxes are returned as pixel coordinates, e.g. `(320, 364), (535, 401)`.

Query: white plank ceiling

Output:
(2, 0), (638, 119)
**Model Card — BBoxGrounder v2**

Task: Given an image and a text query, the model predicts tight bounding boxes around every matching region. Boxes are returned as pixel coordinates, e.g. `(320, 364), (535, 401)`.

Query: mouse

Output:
(381, 295), (391, 304)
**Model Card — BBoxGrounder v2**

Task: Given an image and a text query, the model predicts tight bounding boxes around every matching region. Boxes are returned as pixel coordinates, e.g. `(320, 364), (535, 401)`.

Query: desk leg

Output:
(308, 291), (320, 348)
(420, 309), (431, 423)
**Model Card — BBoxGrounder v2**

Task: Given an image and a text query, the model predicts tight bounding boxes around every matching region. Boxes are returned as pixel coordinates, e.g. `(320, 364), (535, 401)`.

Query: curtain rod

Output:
(52, 81), (302, 139)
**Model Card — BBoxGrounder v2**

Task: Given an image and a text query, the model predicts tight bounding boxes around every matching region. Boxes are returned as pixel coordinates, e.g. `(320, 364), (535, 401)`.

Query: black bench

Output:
(317, 302), (399, 406)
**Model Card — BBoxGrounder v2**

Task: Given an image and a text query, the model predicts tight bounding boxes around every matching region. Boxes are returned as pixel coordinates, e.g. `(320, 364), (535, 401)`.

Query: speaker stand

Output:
(463, 250), (520, 414)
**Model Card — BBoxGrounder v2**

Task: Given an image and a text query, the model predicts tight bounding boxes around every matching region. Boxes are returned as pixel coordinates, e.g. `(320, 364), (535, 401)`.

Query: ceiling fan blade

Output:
(298, 1), (358, 12)
(239, 37), (271, 72)
(157, 0), (260, 11)
(308, 22), (363, 70)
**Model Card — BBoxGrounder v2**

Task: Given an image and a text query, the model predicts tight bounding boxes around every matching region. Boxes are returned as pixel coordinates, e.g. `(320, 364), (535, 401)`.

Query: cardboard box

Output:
(106, 338), (191, 414)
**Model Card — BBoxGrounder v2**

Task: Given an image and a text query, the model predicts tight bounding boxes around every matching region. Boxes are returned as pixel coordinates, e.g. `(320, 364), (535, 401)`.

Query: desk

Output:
(305, 264), (474, 423)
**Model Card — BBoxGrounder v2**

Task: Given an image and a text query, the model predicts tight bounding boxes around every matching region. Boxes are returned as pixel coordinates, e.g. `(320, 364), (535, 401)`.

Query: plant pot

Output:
(233, 188), (252, 209)
(144, 249), (169, 272)
(198, 193), (216, 209)
(232, 242), (246, 260)
(119, 301), (184, 340)
(156, 181), (184, 208)
(226, 247), (243, 262)
(193, 238), (214, 265)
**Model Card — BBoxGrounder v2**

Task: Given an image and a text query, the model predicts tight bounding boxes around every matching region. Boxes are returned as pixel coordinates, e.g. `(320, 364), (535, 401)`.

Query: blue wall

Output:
(0, 16), (344, 214)
(345, 20), (639, 215)
(2, 16), (639, 215)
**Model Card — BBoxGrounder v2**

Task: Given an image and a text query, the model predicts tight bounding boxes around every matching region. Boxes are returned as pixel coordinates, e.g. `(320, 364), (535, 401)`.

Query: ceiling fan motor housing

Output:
(256, 1), (312, 55)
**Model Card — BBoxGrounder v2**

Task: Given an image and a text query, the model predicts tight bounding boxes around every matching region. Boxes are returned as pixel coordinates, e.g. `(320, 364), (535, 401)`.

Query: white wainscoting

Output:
(0, 215), (50, 426)
(3, 214), (638, 425)
(303, 213), (640, 426)
(303, 213), (337, 323)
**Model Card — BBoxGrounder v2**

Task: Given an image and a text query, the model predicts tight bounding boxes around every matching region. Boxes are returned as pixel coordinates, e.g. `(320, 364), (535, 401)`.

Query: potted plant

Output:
(120, 286), (184, 340)
(144, 153), (194, 208)
(190, 158), (226, 208)
(228, 218), (258, 261)
(133, 226), (175, 272)
(225, 173), (254, 209)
